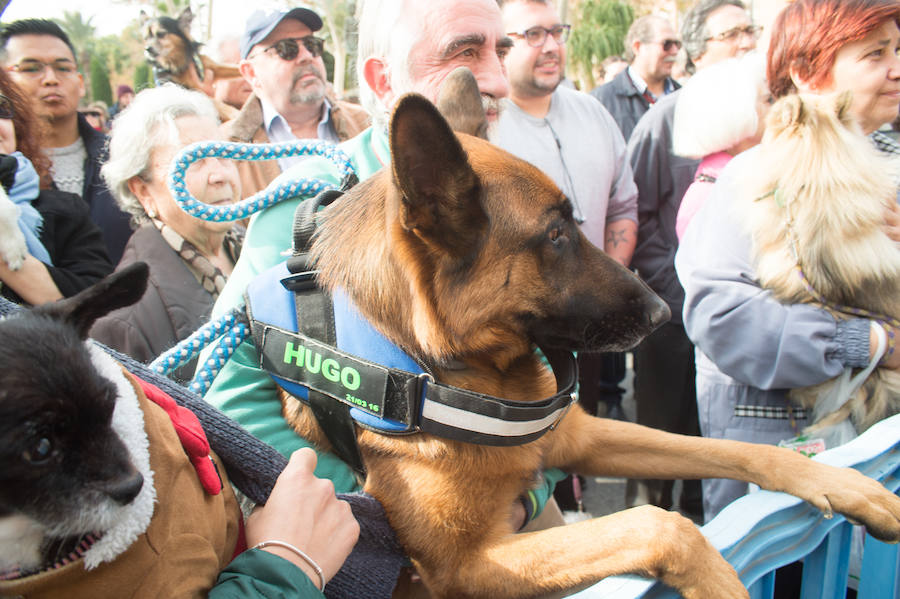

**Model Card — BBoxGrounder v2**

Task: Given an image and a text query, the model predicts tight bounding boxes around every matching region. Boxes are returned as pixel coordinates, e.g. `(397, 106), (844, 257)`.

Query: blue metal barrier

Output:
(568, 413), (900, 598)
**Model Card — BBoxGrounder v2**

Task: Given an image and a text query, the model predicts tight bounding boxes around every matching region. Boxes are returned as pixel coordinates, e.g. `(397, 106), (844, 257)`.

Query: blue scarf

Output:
(7, 152), (52, 265)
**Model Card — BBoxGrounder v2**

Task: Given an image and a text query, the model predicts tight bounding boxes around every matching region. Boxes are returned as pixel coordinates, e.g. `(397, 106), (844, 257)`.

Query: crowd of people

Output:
(2, 0), (900, 595)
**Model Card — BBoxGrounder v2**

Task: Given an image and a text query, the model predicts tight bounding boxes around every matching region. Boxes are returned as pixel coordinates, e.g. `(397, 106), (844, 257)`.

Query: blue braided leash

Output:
(167, 139), (355, 222)
(152, 139), (357, 394)
(149, 306), (250, 394)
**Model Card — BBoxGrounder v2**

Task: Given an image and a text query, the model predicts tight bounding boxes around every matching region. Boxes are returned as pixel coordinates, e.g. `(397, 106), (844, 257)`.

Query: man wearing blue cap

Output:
(223, 7), (369, 199)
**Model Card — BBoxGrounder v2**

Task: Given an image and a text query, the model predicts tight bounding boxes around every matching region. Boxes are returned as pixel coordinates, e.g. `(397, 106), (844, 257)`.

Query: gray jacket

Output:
(675, 148), (872, 518)
(90, 225), (220, 382)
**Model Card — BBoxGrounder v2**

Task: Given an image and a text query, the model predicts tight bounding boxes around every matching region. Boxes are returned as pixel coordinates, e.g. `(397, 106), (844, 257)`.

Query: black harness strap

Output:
(287, 188), (367, 475)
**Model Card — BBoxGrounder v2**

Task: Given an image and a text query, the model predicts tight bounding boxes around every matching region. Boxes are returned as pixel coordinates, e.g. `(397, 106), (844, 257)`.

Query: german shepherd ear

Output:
(436, 67), (489, 140)
(34, 262), (150, 339)
(390, 93), (488, 257)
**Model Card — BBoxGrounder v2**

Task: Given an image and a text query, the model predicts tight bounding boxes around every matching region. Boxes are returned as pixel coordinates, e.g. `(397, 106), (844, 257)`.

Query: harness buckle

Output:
(549, 391), (577, 431)
(415, 371), (435, 403)
(281, 269), (320, 292)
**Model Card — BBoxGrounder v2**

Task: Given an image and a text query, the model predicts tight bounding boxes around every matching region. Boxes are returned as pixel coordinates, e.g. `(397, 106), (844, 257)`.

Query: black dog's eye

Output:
(23, 437), (53, 465)
(156, 30), (168, 40)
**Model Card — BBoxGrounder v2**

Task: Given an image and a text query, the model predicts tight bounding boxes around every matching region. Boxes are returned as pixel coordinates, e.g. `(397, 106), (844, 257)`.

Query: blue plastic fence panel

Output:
(566, 413), (900, 599)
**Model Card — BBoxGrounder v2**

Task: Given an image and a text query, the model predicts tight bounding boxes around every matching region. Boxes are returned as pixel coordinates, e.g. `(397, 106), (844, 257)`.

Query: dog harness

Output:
(151, 138), (577, 473)
(244, 190), (579, 473)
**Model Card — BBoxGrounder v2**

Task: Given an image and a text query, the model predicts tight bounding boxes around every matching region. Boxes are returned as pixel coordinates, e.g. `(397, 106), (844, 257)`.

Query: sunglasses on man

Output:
(253, 36), (325, 61)
(657, 39), (683, 52)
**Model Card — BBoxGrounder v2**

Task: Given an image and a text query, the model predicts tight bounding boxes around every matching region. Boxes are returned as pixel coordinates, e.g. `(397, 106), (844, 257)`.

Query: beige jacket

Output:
(222, 91), (370, 199)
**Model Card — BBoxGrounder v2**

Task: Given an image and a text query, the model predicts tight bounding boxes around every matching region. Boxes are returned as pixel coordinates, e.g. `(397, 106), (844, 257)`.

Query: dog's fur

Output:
(277, 86), (900, 598)
(737, 92), (900, 438)
(140, 8), (241, 120)
(0, 184), (27, 271)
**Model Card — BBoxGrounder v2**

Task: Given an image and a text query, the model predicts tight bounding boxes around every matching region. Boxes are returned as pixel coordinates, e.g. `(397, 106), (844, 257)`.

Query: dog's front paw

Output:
(800, 464), (900, 542)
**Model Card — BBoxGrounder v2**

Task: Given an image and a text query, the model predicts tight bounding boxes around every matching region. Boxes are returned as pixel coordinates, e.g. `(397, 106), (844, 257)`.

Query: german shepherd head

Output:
(140, 8), (239, 94)
(737, 92), (900, 437)
(309, 93), (669, 374)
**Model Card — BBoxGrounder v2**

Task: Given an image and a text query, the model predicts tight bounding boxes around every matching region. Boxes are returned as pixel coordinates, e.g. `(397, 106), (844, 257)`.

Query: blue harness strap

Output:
(246, 262), (581, 446)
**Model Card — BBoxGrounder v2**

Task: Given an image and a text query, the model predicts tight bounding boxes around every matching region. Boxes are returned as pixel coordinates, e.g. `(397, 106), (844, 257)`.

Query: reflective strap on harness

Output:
(254, 316), (579, 446)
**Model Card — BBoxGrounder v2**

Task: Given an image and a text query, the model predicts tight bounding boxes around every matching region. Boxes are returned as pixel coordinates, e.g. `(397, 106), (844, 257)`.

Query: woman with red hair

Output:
(675, 0), (900, 524)
(769, 0), (900, 136)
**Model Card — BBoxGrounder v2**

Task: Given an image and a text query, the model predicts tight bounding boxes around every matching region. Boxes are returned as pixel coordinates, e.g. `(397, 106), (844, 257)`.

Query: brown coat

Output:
(0, 370), (242, 599)
(222, 91), (370, 199)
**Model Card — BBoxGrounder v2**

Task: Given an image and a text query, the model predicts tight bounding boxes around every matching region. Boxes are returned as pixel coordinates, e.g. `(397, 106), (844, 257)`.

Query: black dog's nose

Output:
(101, 471), (144, 505)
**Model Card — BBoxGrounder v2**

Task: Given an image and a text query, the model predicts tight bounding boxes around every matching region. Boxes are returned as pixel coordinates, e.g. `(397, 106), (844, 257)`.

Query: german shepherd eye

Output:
(23, 437), (53, 465)
(548, 228), (567, 246)
(155, 30), (168, 40)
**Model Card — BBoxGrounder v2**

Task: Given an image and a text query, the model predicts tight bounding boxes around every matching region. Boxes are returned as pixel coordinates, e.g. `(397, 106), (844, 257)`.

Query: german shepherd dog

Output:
(280, 88), (900, 598)
(738, 92), (900, 442)
(140, 8), (240, 120)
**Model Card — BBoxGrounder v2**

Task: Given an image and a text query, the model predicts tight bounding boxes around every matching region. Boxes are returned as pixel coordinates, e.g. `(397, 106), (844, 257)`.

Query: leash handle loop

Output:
(166, 139), (356, 222)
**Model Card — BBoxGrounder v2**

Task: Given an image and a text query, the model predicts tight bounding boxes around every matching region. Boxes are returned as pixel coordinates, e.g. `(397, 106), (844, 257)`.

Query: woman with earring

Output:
(92, 84), (244, 381)
(0, 69), (112, 305)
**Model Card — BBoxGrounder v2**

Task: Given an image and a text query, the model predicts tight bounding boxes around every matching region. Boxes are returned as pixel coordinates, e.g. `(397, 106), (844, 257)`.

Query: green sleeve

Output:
(210, 548), (324, 598)
(200, 157), (359, 493)
(526, 468), (567, 520)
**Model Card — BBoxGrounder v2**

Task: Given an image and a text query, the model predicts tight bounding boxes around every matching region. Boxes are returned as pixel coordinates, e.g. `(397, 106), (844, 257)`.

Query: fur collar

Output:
(81, 344), (156, 569)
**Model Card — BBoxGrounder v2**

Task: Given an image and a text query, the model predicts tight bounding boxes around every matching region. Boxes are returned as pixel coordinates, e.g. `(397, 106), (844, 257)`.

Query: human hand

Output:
(884, 202), (900, 243)
(246, 448), (360, 586)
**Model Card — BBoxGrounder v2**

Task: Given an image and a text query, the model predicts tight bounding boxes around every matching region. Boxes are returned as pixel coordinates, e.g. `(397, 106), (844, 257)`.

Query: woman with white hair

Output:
(91, 84), (243, 381)
(672, 52), (772, 239)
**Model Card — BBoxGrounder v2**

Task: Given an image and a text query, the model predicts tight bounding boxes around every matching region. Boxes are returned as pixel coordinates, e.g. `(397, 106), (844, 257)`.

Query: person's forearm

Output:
(603, 219), (637, 267)
(0, 255), (63, 304)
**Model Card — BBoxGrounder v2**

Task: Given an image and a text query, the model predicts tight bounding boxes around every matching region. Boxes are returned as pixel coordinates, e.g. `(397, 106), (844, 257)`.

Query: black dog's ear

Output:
(177, 6), (194, 33)
(390, 93), (487, 258)
(436, 67), (489, 140)
(35, 262), (150, 339)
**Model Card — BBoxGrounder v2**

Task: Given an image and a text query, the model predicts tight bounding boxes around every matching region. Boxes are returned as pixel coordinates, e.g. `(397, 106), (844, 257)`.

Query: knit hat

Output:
(117, 85), (134, 98)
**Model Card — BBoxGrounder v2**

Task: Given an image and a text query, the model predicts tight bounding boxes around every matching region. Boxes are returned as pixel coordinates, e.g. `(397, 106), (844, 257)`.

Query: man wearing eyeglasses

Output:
(592, 16), (682, 142)
(623, 0), (759, 524)
(0, 19), (131, 264)
(491, 1), (639, 490)
(223, 8), (370, 199)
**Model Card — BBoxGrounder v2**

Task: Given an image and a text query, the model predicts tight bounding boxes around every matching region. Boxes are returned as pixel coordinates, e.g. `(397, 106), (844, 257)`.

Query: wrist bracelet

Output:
(253, 540), (326, 591)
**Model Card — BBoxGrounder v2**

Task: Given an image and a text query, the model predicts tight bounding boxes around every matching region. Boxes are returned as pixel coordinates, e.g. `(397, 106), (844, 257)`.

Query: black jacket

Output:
(591, 69), (680, 142)
(77, 113), (133, 263)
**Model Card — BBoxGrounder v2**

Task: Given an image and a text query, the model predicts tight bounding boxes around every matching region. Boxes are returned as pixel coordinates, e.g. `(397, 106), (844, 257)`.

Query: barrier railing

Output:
(568, 413), (900, 598)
